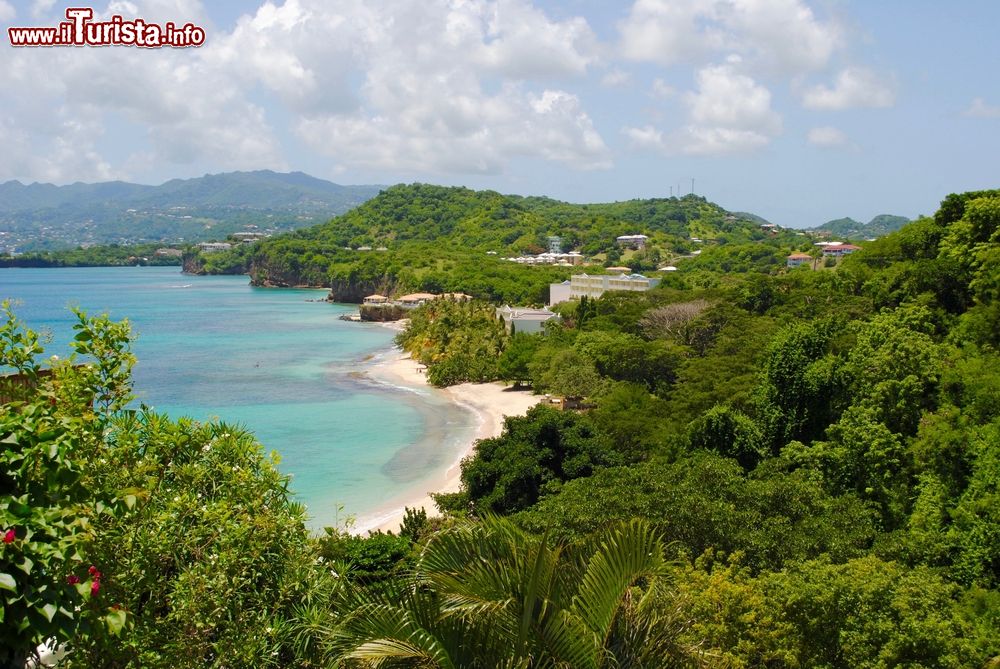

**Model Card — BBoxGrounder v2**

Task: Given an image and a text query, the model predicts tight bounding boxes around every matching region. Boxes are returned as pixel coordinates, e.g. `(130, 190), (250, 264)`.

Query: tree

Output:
(686, 404), (767, 470)
(328, 516), (676, 669)
(455, 405), (619, 515)
(496, 333), (541, 388)
(638, 299), (710, 345)
(754, 319), (839, 451)
(536, 349), (602, 399)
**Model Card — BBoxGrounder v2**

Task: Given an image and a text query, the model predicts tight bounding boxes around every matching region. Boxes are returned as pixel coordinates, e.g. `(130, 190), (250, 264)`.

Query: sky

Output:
(1, 0), (998, 228)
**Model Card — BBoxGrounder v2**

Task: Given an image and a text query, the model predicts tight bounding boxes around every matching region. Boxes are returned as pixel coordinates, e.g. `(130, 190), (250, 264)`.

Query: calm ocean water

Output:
(1, 266), (474, 529)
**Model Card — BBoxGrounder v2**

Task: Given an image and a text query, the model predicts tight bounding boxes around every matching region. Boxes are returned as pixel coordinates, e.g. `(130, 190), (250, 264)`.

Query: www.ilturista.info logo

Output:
(8, 7), (206, 48)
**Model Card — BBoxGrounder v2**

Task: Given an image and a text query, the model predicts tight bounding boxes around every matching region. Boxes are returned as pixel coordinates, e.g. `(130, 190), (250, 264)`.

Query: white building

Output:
(547, 273), (662, 304)
(495, 305), (560, 335)
(197, 242), (232, 253)
(548, 280), (572, 306)
(504, 252), (584, 266)
(616, 234), (649, 249)
(821, 243), (861, 257)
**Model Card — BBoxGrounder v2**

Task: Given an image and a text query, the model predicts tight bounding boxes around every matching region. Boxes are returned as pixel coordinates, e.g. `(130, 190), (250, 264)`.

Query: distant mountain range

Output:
(0, 171), (383, 251)
(809, 214), (910, 240)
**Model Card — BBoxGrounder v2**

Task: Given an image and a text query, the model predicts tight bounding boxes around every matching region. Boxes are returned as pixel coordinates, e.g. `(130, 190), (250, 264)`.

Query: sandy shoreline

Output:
(353, 346), (540, 534)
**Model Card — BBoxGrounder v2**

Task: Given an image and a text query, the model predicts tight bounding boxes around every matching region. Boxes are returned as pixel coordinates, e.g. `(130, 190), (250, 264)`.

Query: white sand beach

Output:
(353, 347), (540, 534)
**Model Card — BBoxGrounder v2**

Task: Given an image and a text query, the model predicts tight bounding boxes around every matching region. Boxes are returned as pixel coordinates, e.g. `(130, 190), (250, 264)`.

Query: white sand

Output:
(352, 348), (540, 534)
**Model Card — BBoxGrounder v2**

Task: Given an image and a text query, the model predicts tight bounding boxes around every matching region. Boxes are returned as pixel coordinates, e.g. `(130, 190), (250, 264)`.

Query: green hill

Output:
(190, 183), (801, 302)
(0, 170), (383, 251)
(810, 213), (910, 239)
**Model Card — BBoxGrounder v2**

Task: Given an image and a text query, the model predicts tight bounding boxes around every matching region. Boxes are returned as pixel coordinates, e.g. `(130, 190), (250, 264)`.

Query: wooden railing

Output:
(0, 366), (88, 405)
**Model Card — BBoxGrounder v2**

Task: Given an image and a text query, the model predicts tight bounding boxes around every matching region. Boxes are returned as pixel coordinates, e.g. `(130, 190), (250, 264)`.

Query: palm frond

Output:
(571, 520), (668, 643)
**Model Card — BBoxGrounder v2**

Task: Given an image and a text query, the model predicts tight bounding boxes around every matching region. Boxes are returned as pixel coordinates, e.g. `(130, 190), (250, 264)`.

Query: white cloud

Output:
(0, 0), (16, 21)
(650, 78), (675, 98)
(601, 68), (632, 88)
(0, 0), (610, 183)
(618, 0), (722, 67)
(623, 124), (667, 151)
(625, 58), (781, 156)
(802, 67), (895, 110)
(618, 0), (840, 74)
(300, 86), (610, 173)
(682, 59), (781, 153)
(964, 97), (1000, 119)
(478, 0), (599, 79)
(31, 0), (56, 19)
(807, 125), (848, 147)
(277, 0), (608, 173)
(0, 6), (284, 183)
(718, 0), (841, 74)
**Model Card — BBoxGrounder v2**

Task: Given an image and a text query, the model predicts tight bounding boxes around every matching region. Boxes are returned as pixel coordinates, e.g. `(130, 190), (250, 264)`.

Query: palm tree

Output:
(327, 516), (677, 668)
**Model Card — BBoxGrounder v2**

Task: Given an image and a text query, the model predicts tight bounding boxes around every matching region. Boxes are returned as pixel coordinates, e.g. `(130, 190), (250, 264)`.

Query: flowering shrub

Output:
(2, 304), (320, 668)
(1, 303), (132, 666)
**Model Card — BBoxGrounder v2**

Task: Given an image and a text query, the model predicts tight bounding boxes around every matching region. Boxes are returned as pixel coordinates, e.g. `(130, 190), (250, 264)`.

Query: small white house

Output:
(616, 234), (648, 249)
(496, 305), (560, 335)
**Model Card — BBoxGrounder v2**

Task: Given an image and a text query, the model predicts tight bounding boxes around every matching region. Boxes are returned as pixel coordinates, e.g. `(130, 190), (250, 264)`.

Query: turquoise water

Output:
(0, 266), (474, 530)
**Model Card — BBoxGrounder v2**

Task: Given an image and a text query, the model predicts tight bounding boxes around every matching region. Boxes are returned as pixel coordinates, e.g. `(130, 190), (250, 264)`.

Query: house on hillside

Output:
(787, 253), (813, 268)
(197, 242), (232, 253)
(495, 305), (560, 335)
(397, 293), (439, 308)
(821, 243), (861, 258)
(616, 234), (648, 249)
(363, 294), (389, 305)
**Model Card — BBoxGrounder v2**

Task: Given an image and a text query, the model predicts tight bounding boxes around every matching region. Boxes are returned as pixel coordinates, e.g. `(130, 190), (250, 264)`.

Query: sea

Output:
(0, 266), (475, 530)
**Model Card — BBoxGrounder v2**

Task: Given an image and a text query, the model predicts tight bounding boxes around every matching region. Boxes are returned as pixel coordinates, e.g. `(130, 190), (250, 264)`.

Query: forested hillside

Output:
(3, 188), (999, 668)
(0, 171), (382, 251)
(191, 183), (804, 301)
(810, 213), (911, 239)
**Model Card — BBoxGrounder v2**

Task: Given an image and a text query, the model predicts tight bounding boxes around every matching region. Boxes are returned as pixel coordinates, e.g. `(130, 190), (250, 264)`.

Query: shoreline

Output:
(352, 346), (540, 534)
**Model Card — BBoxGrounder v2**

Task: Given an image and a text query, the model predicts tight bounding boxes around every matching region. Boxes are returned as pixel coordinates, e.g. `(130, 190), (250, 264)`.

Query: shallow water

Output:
(1, 266), (474, 529)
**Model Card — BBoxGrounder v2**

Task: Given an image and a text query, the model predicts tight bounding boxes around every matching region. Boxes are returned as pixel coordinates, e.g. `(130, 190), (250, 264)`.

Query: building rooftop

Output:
(398, 292), (439, 301)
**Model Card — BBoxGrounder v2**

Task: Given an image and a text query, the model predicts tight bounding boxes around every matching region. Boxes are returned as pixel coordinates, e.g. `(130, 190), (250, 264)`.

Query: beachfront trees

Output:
(436, 405), (619, 516)
(329, 515), (676, 668)
(496, 333), (541, 388)
(396, 300), (507, 387)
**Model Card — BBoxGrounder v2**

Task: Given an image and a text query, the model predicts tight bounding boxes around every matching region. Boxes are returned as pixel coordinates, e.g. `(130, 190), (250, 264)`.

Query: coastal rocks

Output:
(325, 278), (398, 304)
(181, 252), (204, 274)
(359, 304), (407, 322)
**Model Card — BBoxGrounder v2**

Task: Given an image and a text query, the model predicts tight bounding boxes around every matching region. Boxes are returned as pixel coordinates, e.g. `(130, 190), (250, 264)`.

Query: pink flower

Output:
(88, 565), (101, 578)
(2, 529), (14, 544)
(67, 575), (81, 585)
(91, 580), (100, 597)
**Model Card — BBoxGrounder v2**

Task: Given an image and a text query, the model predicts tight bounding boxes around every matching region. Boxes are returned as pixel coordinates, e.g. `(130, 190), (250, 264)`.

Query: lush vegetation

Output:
(0, 243), (183, 268)
(390, 188), (1000, 666)
(190, 183), (807, 302)
(810, 213), (911, 239)
(0, 171), (381, 250)
(3, 187), (1000, 667)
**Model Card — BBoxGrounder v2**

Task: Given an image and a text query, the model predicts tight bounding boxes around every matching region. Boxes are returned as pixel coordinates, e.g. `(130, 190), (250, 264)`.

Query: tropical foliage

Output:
(4, 186), (1000, 667)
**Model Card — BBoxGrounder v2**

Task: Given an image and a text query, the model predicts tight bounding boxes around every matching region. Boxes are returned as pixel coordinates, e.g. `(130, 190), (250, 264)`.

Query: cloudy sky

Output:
(1, 0), (998, 227)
